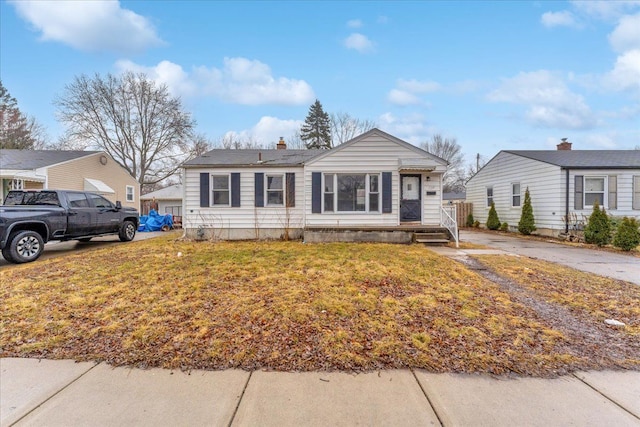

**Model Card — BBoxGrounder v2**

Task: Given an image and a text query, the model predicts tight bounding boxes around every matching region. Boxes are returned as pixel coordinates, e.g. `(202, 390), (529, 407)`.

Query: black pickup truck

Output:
(0, 190), (139, 264)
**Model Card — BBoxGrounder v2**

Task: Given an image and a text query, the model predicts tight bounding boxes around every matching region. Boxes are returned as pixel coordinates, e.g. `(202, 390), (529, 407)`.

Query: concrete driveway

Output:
(0, 231), (169, 268)
(460, 230), (640, 285)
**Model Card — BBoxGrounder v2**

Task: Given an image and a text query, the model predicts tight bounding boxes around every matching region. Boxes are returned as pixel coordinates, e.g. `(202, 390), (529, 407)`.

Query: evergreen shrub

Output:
(584, 201), (611, 246)
(486, 202), (501, 230)
(517, 187), (536, 235)
(466, 213), (474, 227)
(613, 217), (640, 251)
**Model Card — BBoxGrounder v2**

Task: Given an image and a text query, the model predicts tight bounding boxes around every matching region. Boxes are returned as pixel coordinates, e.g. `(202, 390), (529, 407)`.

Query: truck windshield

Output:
(3, 192), (61, 206)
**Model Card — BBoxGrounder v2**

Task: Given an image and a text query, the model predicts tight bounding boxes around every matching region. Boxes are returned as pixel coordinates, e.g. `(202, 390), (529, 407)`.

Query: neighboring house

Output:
(140, 184), (183, 216)
(443, 191), (466, 205)
(466, 140), (640, 236)
(182, 129), (454, 242)
(0, 149), (139, 209)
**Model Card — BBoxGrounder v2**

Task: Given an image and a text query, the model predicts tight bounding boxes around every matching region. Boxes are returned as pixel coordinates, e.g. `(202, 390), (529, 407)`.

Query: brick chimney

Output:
(277, 136), (286, 150)
(557, 138), (572, 151)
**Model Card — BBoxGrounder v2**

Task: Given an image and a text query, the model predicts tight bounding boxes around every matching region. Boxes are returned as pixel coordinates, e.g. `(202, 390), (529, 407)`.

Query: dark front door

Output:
(400, 175), (421, 222)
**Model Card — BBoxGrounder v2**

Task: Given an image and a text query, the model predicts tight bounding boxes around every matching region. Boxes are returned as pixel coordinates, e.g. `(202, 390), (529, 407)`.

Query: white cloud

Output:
(344, 33), (374, 53)
(224, 116), (303, 146)
(387, 79), (441, 106)
(117, 57), (315, 105)
(397, 79), (441, 93)
(488, 70), (597, 129)
(608, 13), (640, 52)
(604, 49), (640, 93)
(9, 0), (162, 53)
(541, 11), (579, 28)
(387, 89), (422, 106)
(347, 19), (363, 28)
(377, 112), (432, 144)
(571, 0), (640, 21)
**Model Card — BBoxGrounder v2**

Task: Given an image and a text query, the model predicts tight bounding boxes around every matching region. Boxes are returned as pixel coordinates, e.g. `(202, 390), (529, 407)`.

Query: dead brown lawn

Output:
(0, 236), (634, 376)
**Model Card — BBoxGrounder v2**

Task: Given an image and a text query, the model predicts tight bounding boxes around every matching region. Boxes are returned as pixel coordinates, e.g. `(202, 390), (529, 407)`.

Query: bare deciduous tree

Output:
(330, 112), (377, 146)
(421, 134), (466, 192)
(0, 80), (48, 149)
(55, 72), (195, 187)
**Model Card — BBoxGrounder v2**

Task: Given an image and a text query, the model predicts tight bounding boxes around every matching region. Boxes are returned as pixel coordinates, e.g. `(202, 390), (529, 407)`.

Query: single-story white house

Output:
(466, 140), (640, 236)
(181, 129), (457, 243)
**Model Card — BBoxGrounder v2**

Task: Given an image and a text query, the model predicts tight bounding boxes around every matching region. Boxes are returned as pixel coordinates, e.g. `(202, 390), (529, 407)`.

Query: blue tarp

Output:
(138, 209), (173, 232)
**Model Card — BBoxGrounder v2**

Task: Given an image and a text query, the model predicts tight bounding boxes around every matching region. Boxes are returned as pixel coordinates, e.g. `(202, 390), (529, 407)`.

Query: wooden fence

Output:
(454, 202), (473, 226)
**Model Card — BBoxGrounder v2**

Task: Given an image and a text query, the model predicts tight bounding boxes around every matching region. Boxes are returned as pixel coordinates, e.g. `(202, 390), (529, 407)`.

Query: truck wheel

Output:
(119, 220), (136, 242)
(7, 230), (44, 263)
(1, 246), (16, 263)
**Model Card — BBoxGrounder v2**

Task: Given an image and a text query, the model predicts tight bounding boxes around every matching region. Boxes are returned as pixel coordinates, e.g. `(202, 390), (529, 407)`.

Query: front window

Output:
(266, 175), (284, 206)
(323, 173), (380, 212)
(126, 185), (134, 202)
(634, 176), (640, 210)
(584, 177), (605, 207)
(486, 187), (493, 207)
(511, 183), (521, 207)
(212, 175), (230, 206)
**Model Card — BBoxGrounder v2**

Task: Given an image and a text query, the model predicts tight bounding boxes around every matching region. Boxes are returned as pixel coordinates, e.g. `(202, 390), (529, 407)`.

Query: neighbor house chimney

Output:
(277, 136), (287, 150)
(557, 138), (572, 151)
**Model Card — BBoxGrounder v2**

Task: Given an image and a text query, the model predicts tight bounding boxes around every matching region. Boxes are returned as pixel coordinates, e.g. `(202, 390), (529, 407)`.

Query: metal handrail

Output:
(441, 205), (459, 248)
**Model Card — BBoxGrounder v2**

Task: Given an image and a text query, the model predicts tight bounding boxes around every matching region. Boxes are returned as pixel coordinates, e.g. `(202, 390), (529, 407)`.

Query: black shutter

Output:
(312, 172), (321, 213)
(200, 173), (210, 207)
(286, 173), (295, 207)
(574, 175), (583, 210)
(382, 172), (392, 213)
(231, 173), (240, 207)
(255, 173), (264, 207)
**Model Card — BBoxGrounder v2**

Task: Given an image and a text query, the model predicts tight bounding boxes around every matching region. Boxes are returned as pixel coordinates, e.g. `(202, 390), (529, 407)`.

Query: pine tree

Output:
(486, 201), (501, 230)
(0, 80), (42, 149)
(517, 187), (536, 235)
(300, 99), (331, 149)
(584, 200), (612, 246)
(613, 217), (640, 251)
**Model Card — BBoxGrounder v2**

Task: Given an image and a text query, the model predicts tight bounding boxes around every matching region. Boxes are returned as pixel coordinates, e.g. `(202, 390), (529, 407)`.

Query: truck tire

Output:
(119, 220), (136, 242)
(6, 230), (44, 264)
(1, 246), (16, 263)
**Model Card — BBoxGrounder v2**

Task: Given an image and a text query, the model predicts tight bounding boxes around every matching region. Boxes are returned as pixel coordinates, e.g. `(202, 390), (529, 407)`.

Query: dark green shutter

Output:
(382, 172), (392, 213)
(231, 173), (240, 207)
(286, 173), (295, 208)
(255, 173), (264, 207)
(574, 175), (583, 210)
(312, 172), (321, 213)
(200, 173), (210, 207)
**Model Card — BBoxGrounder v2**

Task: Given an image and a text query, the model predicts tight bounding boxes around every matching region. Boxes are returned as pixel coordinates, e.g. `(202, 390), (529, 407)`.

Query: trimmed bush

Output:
(613, 217), (640, 251)
(466, 213), (475, 227)
(486, 202), (501, 230)
(473, 220), (480, 228)
(500, 222), (509, 231)
(584, 201), (611, 246)
(517, 187), (536, 235)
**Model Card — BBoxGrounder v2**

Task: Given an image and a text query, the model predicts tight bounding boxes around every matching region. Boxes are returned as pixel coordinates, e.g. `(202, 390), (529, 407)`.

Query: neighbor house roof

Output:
(443, 191), (466, 201)
(0, 149), (101, 170)
(183, 149), (320, 167)
(140, 184), (183, 200)
(504, 150), (640, 169)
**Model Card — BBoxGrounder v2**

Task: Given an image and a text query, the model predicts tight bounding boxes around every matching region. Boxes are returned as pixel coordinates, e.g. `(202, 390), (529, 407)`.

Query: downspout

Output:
(564, 168), (570, 233)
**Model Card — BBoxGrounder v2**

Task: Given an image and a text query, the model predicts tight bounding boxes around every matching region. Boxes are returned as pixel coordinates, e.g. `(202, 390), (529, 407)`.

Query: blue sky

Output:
(1, 0), (639, 165)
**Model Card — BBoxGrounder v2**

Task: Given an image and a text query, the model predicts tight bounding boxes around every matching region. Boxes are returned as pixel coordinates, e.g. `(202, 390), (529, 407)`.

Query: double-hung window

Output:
(126, 185), (134, 202)
(511, 183), (521, 207)
(212, 175), (230, 206)
(486, 187), (494, 207)
(633, 176), (640, 210)
(266, 175), (284, 206)
(584, 177), (605, 207)
(323, 173), (380, 212)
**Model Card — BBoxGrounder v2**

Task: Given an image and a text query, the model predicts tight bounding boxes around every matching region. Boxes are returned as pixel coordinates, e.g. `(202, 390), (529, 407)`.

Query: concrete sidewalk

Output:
(1, 358), (639, 426)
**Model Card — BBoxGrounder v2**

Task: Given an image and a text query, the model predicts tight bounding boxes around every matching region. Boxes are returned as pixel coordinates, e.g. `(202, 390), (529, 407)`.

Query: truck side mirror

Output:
(115, 201), (122, 210)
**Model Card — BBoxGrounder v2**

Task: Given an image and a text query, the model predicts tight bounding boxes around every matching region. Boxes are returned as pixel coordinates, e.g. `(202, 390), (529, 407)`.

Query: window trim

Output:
(322, 172), (382, 213)
(265, 174), (285, 206)
(511, 182), (521, 208)
(486, 186), (494, 208)
(633, 176), (640, 210)
(584, 175), (606, 208)
(125, 185), (135, 202)
(211, 174), (231, 207)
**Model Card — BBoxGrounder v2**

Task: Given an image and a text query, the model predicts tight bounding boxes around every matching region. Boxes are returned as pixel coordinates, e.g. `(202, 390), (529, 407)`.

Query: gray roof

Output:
(141, 184), (183, 200)
(183, 149), (321, 167)
(0, 149), (101, 170)
(505, 150), (640, 169)
(443, 191), (466, 201)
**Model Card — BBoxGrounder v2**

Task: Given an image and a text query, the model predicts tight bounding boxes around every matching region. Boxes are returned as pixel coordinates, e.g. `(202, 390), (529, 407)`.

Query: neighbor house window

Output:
(10, 179), (24, 190)
(164, 206), (182, 216)
(634, 176), (640, 210)
(126, 185), (134, 202)
(584, 177), (605, 207)
(266, 175), (284, 206)
(511, 183), (521, 207)
(324, 173), (334, 212)
(212, 175), (230, 206)
(486, 187), (494, 207)
(323, 173), (380, 212)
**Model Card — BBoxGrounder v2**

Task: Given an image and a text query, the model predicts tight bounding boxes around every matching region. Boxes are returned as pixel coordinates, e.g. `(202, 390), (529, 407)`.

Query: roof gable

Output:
(0, 149), (102, 170)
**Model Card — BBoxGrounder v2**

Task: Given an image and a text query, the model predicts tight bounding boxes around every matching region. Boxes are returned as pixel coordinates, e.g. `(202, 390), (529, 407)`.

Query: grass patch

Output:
(0, 235), (619, 376)
(475, 255), (640, 336)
